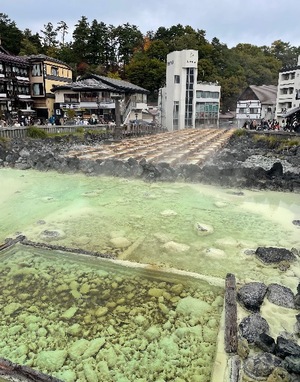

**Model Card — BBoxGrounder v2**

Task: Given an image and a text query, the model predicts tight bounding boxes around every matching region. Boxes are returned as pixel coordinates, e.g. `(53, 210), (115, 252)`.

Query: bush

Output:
(233, 129), (247, 137)
(27, 126), (48, 139)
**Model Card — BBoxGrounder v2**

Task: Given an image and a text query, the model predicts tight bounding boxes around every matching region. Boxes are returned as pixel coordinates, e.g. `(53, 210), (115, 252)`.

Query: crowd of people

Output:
(242, 118), (300, 132)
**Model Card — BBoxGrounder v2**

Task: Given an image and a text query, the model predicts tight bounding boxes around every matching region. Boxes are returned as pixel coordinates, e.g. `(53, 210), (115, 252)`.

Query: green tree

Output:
(125, 52), (166, 99)
(19, 29), (42, 55)
(56, 21), (69, 46)
(72, 16), (90, 63)
(40, 22), (59, 51)
(113, 23), (144, 69)
(0, 13), (23, 54)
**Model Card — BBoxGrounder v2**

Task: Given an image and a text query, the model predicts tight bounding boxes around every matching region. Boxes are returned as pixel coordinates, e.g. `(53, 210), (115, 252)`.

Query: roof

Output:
(83, 74), (150, 94)
(52, 74), (150, 95)
(26, 54), (73, 70)
(250, 85), (277, 104)
(283, 106), (300, 118)
(238, 85), (277, 104)
(51, 77), (120, 93)
(0, 52), (29, 66)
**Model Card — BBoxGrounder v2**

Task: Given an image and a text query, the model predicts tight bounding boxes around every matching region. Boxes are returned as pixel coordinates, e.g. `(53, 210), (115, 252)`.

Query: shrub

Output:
(233, 129), (247, 137)
(27, 126), (48, 139)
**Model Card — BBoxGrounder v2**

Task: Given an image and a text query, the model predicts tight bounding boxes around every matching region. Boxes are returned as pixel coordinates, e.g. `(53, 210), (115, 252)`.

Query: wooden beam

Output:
(224, 273), (238, 353)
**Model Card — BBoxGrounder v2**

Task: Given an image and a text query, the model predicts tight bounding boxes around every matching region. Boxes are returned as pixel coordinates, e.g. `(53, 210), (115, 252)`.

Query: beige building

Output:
(28, 55), (73, 120)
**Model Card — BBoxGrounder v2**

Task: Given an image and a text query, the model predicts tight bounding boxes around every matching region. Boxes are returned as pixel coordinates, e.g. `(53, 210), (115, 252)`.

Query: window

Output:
(185, 68), (194, 126)
(32, 64), (42, 76)
(64, 93), (79, 103)
(249, 108), (259, 114)
(174, 75), (180, 84)
(51, 66), (58, 76)
(173, 101), (179, 130)
(32, 83), (44, 95)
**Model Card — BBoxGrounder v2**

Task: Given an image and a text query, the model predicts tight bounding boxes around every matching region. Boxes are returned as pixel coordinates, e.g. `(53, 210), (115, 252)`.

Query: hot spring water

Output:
(0, 168), (299, 381)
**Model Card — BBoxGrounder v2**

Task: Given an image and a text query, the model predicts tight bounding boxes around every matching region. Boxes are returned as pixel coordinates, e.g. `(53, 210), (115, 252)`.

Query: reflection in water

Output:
(0, 168), (299, 380)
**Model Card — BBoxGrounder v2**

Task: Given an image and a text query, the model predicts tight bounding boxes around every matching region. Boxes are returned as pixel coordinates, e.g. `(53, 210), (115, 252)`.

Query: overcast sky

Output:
(1, 0), (299, 48)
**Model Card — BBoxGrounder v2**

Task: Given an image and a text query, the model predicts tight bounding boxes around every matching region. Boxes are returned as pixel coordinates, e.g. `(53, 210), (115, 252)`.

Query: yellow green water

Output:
(0, 168), (300, 381)
(0, 168), (299, 286)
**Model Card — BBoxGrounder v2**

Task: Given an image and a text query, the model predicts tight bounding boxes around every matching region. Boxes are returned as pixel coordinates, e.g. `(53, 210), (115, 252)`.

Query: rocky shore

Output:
(0, 130), (299, 192)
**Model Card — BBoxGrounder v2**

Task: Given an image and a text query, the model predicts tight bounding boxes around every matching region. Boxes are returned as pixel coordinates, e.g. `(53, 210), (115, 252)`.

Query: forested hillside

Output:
(1, 13), (299, 110)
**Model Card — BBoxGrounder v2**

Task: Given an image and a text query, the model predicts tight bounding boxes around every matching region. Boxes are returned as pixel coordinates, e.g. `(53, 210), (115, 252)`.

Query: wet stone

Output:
(255, 247), (297, 264)
(239, 313), (269, 343)
(266, 283), (295, 309)
(243, 352), (283, 380)
(237, 282), (267, 313)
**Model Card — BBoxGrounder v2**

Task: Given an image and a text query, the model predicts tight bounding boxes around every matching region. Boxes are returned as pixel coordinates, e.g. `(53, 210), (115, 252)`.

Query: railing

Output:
(0, 122), (164, 140)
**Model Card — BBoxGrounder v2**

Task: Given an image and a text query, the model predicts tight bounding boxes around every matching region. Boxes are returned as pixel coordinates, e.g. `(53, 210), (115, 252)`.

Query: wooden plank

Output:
(224, 273), (238, 354)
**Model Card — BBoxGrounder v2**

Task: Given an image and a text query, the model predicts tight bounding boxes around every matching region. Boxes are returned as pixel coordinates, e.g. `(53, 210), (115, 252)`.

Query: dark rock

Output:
(255, 332), (276, 353)
(267, 283), (295, 308)
(237, 282), (267, 312)
(239, 313), (269, 343)
(267, 162), (283, 177)
(243, 352), (283, 380)
(283, 356), (300, 374)
(255, 247), (297, 264)
(292, 220), (300, 226)
(275, 336), (300, 359)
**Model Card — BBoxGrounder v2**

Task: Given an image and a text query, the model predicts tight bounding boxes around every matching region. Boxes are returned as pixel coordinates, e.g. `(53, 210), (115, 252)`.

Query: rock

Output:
(275, 336), (300, 359)
(267, 162), (283, 177)
(162, 241), (190, 253)
(243, 353), (283, 380)
(40, 229), (66, 241)
(266, 283), (295, 308)
(176, 296), (211, 317)
(194, 222), (213, 235)
(144, 325), (160, 341)
(82, 337), (106, 358)
(110, 237), (131, 248)
(61, 306), (78, 319)
(255, 247), (297, 264)
(35, 349), (67, 372)
(69, 339), (90, 360)
(283, 356), (300, 374)
(237, 282), (267, 312)
(4, 302), (22, 315)
(204, 247), (226, 258)
(160, 209), (178, 217)
(292, 220), (300, 226)
(148, 288), (164, 298)
(239, 313), (269, 343)
(95, 306), (108, 317)
(255, 332), (276, 353)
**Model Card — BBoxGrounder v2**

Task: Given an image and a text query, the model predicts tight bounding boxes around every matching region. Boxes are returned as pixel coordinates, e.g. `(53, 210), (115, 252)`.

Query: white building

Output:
(158, 50), (221, 131)
(235, 85), (277, 128)
(275, 55), (300, 124)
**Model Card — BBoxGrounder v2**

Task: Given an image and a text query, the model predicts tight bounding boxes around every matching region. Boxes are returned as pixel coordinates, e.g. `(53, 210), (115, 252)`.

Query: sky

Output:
(1, 0), (299, 48)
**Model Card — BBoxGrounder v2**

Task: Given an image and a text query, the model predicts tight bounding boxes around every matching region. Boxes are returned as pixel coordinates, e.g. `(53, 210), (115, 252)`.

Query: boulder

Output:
(239, 313), (269, 343)
(237, 282), (267, 312)
(255, 247), (296, 264)
(243, 353), (282, 380)
(266, 283), (295, 309)
(275, 336), (300, 359)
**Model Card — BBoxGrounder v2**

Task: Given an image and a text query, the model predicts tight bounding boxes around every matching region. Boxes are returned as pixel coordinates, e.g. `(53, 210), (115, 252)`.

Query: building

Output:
(235, 85), (277, 128)
(51, 73), (149, 124)
(275, 55), (300, 125)
(158, 50), (221, 131)
(195, 82), (221, 128)
(0, 49), (34, 124)
(27, 54), (73, 120)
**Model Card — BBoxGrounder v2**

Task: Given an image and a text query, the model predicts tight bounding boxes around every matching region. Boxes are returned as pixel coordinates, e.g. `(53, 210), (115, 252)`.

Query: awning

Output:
(283, 106), (300, 118)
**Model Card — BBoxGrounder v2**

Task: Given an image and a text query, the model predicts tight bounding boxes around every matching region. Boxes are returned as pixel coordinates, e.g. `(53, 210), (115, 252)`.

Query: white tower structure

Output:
(164, 50), (198, 131)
